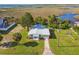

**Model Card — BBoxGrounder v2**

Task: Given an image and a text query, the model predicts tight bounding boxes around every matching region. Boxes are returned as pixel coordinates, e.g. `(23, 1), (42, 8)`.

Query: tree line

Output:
(19, 12), (71, 31)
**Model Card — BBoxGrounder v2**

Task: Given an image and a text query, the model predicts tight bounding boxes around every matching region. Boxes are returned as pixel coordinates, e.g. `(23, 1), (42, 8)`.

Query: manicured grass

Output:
(55, 29), (79, 46)
(49, 29), (79, 55)
(0, 29), (44, 55)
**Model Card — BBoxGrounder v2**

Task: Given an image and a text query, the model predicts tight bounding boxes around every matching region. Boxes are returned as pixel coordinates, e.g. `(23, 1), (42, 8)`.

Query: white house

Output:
(28, 24), (50, 40)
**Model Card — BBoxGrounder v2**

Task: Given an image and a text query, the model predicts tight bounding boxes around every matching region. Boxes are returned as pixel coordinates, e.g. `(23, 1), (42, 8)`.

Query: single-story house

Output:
(28, 23), (50, 40)
(0, 18), (16, 33)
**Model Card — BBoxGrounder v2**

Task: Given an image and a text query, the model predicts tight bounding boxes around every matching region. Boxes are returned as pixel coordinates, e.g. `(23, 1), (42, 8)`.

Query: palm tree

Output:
(35, 16), (47, 25)
(35, 16), (43, 24)
(48, 15), (62, 29)
(48, 15), (57, 28)
(48, 15), (53, 28)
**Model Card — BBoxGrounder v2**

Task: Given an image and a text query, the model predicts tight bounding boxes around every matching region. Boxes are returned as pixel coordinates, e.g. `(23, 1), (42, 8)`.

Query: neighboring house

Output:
(0, 18), (8, 28)
(28, 23), (50, 40)
(0, 18), (16, 32)
(74, 21), (79, 26)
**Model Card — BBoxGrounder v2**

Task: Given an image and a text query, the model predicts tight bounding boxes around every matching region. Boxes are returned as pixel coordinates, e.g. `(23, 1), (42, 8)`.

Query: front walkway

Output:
(43, 38), (54, 55)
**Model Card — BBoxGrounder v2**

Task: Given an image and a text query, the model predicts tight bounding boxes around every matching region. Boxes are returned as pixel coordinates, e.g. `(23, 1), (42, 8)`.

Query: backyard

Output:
(49, 28), (79, 55)
(0, 28), (44, 55)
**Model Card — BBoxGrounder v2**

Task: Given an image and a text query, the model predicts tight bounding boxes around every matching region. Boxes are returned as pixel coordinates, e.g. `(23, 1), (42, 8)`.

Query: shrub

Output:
(13, 33), (22, 42)
(0, 34), (3, 41)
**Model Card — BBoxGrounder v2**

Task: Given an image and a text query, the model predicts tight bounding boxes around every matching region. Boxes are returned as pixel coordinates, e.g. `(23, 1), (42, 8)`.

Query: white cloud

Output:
(0, 0), (79, 4)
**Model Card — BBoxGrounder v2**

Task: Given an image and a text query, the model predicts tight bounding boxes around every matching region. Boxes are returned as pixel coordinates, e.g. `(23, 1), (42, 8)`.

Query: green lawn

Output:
(0, 29), (44, 55)
(49, 29), (79, 55)
(55, 29), (79, 46)
(73, 27), (79, 34)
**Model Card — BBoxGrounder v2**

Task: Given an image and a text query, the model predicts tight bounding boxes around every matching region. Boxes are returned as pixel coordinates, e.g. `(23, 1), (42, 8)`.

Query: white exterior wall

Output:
(74, 21), (79, 26)
(28, 28), (50, 40)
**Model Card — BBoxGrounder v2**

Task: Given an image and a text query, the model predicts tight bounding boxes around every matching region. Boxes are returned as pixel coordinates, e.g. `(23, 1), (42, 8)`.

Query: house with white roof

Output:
(28, 23), (50, 40)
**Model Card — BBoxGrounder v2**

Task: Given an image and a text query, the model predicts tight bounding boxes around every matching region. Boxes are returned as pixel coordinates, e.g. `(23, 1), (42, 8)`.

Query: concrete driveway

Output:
(43, 38), (54, 55)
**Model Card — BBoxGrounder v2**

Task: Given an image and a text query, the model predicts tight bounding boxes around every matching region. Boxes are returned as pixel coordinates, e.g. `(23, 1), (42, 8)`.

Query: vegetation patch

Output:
(73, 26), (79, 34)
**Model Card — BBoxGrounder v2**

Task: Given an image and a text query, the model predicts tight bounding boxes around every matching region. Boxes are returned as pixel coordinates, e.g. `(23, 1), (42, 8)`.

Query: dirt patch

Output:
(10, 24), (23, 33)
(2, 24), (23, 43)
(2, 34), (13, 43)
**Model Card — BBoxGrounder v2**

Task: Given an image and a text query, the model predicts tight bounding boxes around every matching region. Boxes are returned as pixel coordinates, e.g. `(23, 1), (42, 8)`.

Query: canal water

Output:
(58, 13), (79, 22)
